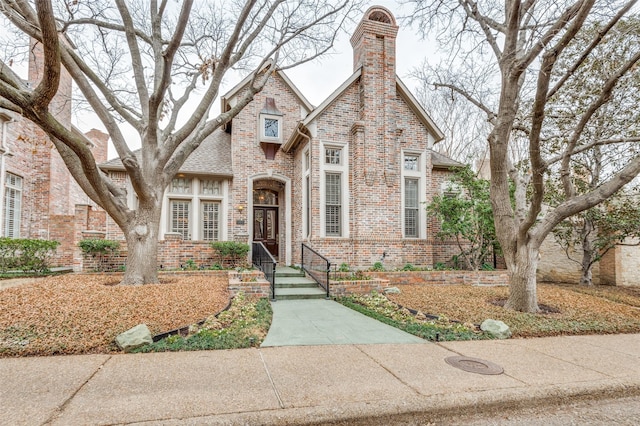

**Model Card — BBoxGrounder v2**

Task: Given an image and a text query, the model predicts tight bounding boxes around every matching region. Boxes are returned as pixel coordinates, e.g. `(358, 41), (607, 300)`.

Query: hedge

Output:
(0, 238), (60, 274)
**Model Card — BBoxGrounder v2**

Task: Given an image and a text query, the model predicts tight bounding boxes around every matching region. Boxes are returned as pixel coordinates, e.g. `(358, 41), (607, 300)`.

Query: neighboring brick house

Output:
(99, 6), (469, 270)
(0, 41), (108, 267)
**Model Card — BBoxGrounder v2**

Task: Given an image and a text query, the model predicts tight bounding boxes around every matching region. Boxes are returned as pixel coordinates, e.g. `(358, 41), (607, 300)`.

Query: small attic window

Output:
(368, 10), (391, 24)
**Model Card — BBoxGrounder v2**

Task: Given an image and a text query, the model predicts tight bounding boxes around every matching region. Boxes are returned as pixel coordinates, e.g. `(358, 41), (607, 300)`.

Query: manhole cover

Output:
(445, 356), (504, 375)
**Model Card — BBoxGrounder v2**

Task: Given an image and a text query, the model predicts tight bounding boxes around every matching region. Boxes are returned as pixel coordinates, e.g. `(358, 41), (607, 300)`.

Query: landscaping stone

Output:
(384, 287), (401, 294)
(480, 319), (512, 339)
(115, 324), (153, 352)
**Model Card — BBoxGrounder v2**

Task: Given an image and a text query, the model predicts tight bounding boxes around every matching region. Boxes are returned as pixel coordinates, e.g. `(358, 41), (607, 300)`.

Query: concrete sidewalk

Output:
(2, 334), (640, 425)
(262, 299), (426, 346)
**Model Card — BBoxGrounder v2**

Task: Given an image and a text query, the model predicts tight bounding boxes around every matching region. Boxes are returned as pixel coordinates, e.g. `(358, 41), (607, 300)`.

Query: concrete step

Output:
(275, 266), (306, 278)
(274, 287), (327, 300)
(274, 276), (319, 288)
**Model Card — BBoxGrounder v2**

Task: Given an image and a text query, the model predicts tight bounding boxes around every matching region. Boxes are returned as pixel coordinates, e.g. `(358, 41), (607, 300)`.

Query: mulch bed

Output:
(0, 274), (229, 357)
(387, 283), (640, 338)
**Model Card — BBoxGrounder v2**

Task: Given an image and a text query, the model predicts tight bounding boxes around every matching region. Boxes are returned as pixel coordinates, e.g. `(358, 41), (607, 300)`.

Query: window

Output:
(170, 200), (191, 239)
(171, 177), (192, 194)
(201, 201), (220, 241)
(253, 189), (277, 205)
(402, 151), (425, 239)
(260, 115), (282, 142)
(404, 178), (419, 238)
(325, 173), (341, 236)
(404, 155), (419, 171)
(201, 179), (221, 195)
(325, 147), (341, 165)
(303, 148), (311, 238)
(321, 141), (348, 237)
(3, 173), (22, 238)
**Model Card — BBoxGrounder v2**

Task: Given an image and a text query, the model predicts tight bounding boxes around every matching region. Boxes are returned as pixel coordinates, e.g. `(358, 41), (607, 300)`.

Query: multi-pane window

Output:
(3, 173), (22, 238)
(170, 200), (190, 240)
(171, 177), (192, 194)
(201, 179), (221, 195)
(201, 201), (220, 241)
(404, 178), (419, 238)
(404, 155), (419, 171)
(325, 172), (341, 236)
(325, 148), (341, 165)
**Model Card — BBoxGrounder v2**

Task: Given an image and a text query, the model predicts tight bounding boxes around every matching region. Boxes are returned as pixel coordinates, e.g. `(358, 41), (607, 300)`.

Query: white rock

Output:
(383, 287), (401, 294)
(480, 319), (512, 339)
(115, 324), (153, 352)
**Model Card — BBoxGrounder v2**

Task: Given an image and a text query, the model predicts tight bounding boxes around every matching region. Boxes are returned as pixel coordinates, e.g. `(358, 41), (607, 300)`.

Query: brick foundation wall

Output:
(329, 277), (389, 297)
(369, 270), (509, 286)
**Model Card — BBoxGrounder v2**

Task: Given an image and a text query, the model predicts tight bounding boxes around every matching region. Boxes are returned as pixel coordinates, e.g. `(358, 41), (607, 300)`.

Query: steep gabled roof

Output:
(100, 129), (233, 177)
(221, 63), (314, 113)
(282, 70), (445, 153)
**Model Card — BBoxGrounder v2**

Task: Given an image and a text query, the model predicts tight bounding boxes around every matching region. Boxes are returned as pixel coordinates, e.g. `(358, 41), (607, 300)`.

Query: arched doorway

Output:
(253, 187), (279, 259)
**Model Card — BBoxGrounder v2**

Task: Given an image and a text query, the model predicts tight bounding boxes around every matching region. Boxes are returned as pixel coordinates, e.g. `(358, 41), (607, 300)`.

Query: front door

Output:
(253, 207), (278, 259)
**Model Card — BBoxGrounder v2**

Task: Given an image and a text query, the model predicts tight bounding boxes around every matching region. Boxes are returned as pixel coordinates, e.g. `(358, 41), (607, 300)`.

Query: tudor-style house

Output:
(100, 6), (463, 270)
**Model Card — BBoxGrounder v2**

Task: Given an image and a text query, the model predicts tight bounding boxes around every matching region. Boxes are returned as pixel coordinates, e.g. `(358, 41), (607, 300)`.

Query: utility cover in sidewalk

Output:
(445, 356), (504, 375)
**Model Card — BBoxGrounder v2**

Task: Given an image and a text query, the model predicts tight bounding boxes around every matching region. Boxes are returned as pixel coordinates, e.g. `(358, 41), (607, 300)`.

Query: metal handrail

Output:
(301, 243), (331, 298)
(252, 242), (276, 300)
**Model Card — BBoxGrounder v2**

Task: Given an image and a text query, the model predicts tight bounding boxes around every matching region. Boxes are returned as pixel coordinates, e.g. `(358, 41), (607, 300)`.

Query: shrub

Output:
(210, 241), (250, 267)
(371, 261), (385, 272)
(338, 262), (350, 272)
(0, 238), (60, 274)
(402, 263), (417, 271)
(78, 239), (120, 272)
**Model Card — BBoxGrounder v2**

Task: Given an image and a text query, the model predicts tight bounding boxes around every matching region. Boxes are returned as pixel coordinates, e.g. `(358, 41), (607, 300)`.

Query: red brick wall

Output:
(370, 270), (509, 286)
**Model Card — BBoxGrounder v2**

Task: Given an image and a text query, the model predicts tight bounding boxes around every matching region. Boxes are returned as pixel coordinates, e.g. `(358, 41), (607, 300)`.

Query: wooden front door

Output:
(253, 207), (278, 259)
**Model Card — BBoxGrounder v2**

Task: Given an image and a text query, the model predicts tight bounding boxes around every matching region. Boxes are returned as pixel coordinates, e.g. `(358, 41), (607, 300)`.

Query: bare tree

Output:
(408, 0), (640, 312)
(0, 0), (362, 284)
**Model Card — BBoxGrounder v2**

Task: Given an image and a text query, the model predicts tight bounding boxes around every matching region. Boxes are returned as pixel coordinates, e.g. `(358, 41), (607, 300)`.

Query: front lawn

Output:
(0, 274), (230, 357)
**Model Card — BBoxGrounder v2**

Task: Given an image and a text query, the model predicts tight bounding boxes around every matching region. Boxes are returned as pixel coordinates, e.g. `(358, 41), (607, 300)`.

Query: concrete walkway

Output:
(262, 299), (425, 346)
(2, 334), (640, 425)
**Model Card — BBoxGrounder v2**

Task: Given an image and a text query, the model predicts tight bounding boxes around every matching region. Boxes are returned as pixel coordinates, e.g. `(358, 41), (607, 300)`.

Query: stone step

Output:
(274, 287), (327, 300)
(275, 267), (306, 278)
(274, 276), (319, 288)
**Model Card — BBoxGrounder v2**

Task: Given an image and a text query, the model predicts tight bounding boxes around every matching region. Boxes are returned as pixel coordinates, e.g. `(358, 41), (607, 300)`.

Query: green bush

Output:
(338, 262), (350, 272)
(0, 238), (60, 274)
(210, 241), (250, 267)
(78, 239), (120, 255)
(78, 239), (120, 272)
(371, 261), (385, 272)
(402, 263), (418, 271)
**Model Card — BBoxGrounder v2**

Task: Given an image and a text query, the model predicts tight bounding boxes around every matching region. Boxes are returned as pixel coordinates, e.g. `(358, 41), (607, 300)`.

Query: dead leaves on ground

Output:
(388, 283), (640, 338)
(0, 274), (229, 357)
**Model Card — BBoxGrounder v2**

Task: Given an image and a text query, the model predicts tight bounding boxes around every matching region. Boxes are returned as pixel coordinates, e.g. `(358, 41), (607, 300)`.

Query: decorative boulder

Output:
(480, 319), (512, 339)
(116, 324), (153, 352)
(383, 287), (401, 294)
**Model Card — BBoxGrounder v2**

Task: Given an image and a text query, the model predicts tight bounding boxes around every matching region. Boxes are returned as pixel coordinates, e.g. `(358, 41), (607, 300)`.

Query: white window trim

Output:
(160, 177), (228, 241)
(259, 113), (283, 143)
(302, 147), (311, 239)
(320, 141), (349, 238)
(401, 150), (426, 239)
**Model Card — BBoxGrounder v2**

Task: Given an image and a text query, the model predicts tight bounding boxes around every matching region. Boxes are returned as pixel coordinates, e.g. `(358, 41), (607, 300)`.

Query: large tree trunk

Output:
(580, 219), (595, 286)
(121, 205), (162, 285)
(504, 243), (541, 313)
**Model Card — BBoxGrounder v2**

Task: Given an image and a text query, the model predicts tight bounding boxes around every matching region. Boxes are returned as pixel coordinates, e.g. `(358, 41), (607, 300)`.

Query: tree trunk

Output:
(504, 243), (541, 313)
(121, 206), (161, 285)
(579, 218), (595, 286)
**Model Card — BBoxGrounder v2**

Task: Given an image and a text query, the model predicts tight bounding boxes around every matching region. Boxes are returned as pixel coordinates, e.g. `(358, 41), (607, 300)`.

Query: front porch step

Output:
(273, 266), (326, 300)
(274, 287), (327, 300)
(275, 266), (306, 278)
(275, 276), (319, 289)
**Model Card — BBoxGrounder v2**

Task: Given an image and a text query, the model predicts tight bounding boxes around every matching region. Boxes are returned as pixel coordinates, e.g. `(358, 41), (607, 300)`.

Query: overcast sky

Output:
(6, 1), (437, 158)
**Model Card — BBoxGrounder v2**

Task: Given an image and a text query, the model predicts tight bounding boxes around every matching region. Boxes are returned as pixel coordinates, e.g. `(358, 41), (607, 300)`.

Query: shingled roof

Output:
(100, 129), (233, 176)
(430, 150), (465, 169)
